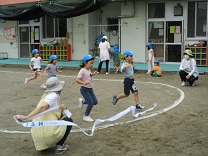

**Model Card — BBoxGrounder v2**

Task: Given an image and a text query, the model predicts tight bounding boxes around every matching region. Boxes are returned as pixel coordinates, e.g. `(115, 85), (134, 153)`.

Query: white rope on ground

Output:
(13, 104), (157, 136)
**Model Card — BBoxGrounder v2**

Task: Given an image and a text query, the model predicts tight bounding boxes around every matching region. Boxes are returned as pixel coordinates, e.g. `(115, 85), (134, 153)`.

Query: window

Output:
(42, 15), (67, 38)
(187, 1), (207, 37)
(148, 21), (164, 43)
(107, 17), (119, 31)
(148, 3), (165, 18)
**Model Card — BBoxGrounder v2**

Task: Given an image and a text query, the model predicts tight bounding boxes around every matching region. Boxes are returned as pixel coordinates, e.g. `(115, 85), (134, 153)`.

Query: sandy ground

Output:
(0, 65), (208, 156)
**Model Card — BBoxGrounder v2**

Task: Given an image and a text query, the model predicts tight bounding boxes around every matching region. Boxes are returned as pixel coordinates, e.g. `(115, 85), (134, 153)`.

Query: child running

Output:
(44, 55), (62, 78)
(24, 49), (47, 88)
(111, 44), (120, 73)
(112, 50), (145, 110)
(149, 60), (162, 77)
(76, 55), (98, 122)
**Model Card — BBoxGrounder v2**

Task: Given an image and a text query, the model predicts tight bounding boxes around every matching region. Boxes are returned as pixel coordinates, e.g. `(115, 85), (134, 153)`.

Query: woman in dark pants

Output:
(97, 36), (111, 74)
(179, 49), (199, 86)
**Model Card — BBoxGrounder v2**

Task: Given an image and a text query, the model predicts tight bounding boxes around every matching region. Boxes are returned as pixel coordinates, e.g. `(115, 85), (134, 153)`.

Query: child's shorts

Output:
(114, 62), (120, 67)
(124, 78), (138, 96)
(33, 68), (41, 71)
(153, 71), (160, 77)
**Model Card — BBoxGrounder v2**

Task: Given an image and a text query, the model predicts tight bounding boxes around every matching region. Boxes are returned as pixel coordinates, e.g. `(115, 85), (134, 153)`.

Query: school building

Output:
(0, 0), (207, 67)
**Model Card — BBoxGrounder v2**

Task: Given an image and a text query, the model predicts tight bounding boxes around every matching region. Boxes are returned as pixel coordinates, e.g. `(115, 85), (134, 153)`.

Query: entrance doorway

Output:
(148, 20), (183, 63)
(165, 21), (183, 62)
(19, 20), (40, 58)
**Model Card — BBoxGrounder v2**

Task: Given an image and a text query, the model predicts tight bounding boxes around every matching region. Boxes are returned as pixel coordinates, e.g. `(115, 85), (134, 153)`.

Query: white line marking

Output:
(0, 70), (184, 134)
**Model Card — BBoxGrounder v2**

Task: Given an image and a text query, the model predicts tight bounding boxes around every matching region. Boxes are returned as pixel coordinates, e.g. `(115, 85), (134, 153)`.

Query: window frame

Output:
(187, 1), (207, 39)
(42, 15), (67, 40)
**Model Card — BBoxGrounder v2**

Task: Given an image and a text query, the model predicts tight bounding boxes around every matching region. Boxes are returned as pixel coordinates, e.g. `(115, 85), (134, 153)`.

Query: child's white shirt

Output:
(31, 57), (41, 69)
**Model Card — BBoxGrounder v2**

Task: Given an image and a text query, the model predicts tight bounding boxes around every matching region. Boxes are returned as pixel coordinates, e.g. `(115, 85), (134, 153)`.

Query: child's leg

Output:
(28, 72), (38, 81)
(80, 87), (94, 116)
(112, 78), (130, 105)
(89, 90), (98, 105)
(36, 71), (44, 85)
(133, 91), (139, 104)
(147, 61), (152, 73)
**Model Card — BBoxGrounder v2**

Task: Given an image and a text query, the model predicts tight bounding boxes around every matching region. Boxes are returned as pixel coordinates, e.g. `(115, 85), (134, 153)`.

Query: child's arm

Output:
(92, 71), (98, 76)
(76, 78), (90, 86)
(121, 63), (131, 72)
(40, 58), (48, 64)
(29, 61), (33, 70)
(57, 69), (62, 73)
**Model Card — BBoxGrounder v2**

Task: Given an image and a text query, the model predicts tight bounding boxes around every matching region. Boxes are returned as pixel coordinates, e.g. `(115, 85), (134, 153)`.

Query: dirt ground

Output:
(0, 65), (208, 156)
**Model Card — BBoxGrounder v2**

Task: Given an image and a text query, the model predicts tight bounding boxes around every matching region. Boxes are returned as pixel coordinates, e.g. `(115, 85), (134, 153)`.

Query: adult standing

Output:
(179, 49), (199, 86)
(97, 36), (111, 74)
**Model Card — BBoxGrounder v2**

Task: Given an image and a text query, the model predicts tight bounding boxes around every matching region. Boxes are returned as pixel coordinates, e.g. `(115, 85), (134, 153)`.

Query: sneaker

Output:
(55, 144), (69, 155)
(112, 95), (118, 105)
(192, 81), (197, 87)
(106, 72), (109, 74)
(41, 84), (47, 89)
(78, 98), (84, 108)
(83, 115), (94, 122)
(136, 104), (145, 109)
(181, 81), (186, 86)
(24, 78), (29, 85)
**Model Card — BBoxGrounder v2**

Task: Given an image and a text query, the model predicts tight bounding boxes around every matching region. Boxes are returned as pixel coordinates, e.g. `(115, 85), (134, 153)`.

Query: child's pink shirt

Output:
(77, 68), (93, 88)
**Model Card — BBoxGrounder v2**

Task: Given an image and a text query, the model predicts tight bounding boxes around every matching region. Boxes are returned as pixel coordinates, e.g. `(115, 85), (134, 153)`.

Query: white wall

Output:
(0, 21), (19, 58)
(70, 14), (89, 61)
(121, 1), (146, 63)
(100, 2), (121, 47)
(88, 12), (99, 56)
(165, 1), (186, 19)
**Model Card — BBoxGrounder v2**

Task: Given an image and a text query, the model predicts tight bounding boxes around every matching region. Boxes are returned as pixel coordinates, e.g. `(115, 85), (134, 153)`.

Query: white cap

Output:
(102, 36), (108, 40)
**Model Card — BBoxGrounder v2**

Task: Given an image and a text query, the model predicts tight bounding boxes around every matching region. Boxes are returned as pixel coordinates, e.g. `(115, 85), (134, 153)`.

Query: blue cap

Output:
(122, 50), (134, 56)
(50, 55), (58, 61)
(32, 49), (39, 54)
(81, 55), (93, 63)
(113, 45), (119, 52)
(146, 43), (152, 49)
(154, 59), (160, 64)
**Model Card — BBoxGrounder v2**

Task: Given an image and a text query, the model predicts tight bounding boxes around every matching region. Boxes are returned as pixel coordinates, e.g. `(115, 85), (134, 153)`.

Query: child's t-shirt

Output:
(77, 68), (93, 88)
(153, 66), (162, 76)
(121, 61), (134, 79)
(45, 64), (57, 76)
(111, 52), (120, 63)
(31, 57), (41, 69)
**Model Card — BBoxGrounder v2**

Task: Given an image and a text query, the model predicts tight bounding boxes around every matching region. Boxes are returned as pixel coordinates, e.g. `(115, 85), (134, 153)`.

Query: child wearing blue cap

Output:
(150, 60), (162, 77)
(112, 50), (145, 110)
(111, 44), (120, 73)
(76, 55), (98, 122)
(44, 55), (62, 78)
(146, 43), (155, 75)
(24, 49), (47, 88)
